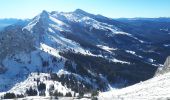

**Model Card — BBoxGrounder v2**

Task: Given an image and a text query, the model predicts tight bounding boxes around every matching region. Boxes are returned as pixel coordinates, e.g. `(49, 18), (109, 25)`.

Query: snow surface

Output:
(164, 44), (170, 47)
(40, 43), (61, 58)
(0, 49), (66, 92)
(51, 11), (138, 38)
(97, 45), (117, 53)
(24, 11), (94, 56)
(125, 50), (143, 58)
(0, 72), (74, 96)
(99, 72), (170, 100)
(111, 58), (130, 65)
(15, 96), (90, 100)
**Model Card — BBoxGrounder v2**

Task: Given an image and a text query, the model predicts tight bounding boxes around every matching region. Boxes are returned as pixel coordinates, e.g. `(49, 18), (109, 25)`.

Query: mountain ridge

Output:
(0, 9), (170, 98)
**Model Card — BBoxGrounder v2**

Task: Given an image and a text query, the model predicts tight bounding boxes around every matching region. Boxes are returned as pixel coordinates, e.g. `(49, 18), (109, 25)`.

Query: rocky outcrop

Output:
(155, 56), (170, 76)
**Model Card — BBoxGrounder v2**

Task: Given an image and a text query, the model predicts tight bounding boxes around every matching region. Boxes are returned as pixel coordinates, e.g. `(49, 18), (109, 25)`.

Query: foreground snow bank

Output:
(16, 96), (90, 100)
(99, 72), (170, 100)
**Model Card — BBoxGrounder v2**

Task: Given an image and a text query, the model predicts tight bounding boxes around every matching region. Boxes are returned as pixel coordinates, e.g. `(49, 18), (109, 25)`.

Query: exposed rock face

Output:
(155, 56), (170, 76)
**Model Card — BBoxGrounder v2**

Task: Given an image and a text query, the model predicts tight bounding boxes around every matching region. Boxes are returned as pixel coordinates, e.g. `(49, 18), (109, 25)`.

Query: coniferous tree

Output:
(3, 93), (16, 99)
(26, 87), (37, 96)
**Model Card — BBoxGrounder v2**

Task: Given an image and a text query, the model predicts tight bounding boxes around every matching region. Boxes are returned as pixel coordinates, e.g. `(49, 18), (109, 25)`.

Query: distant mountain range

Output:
(0, 19), (19, 30)
(0, 9), (170, 98)
(0, 19), (29, 31)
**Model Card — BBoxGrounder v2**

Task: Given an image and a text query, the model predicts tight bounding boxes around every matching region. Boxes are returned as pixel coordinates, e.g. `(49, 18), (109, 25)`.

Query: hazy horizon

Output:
(0, 9), (170, 20)
(0, 0), (170, 19)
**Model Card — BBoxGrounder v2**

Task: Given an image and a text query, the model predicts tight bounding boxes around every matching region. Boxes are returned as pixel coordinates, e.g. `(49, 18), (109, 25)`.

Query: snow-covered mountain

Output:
(0, 9), (170, 98)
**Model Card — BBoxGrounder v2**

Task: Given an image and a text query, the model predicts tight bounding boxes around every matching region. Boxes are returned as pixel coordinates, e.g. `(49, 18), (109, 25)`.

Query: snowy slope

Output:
(99, 72), (170, 100)
(23, 10), (91, 55)
(0, 10), (117, 97)
(51, 11), (138, 38)
(5, 73), (74, 96)
(0, 10), (91, 95)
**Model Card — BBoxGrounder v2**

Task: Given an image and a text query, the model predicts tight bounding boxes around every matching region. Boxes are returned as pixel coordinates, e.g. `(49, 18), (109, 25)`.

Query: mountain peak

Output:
(39, 10), (50, 19)
(42, 10), (49, 14)
(74, 9), (88, 15)
(23, 10), (50, 31)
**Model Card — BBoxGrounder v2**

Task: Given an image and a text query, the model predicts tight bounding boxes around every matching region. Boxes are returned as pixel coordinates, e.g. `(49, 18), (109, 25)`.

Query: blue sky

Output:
(0, 0), (170, 19)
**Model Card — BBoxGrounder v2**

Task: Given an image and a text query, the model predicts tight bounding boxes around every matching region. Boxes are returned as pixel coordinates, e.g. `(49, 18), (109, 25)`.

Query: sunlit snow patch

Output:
(112, 58), (130, 65)
(97, 45), (117, 53)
